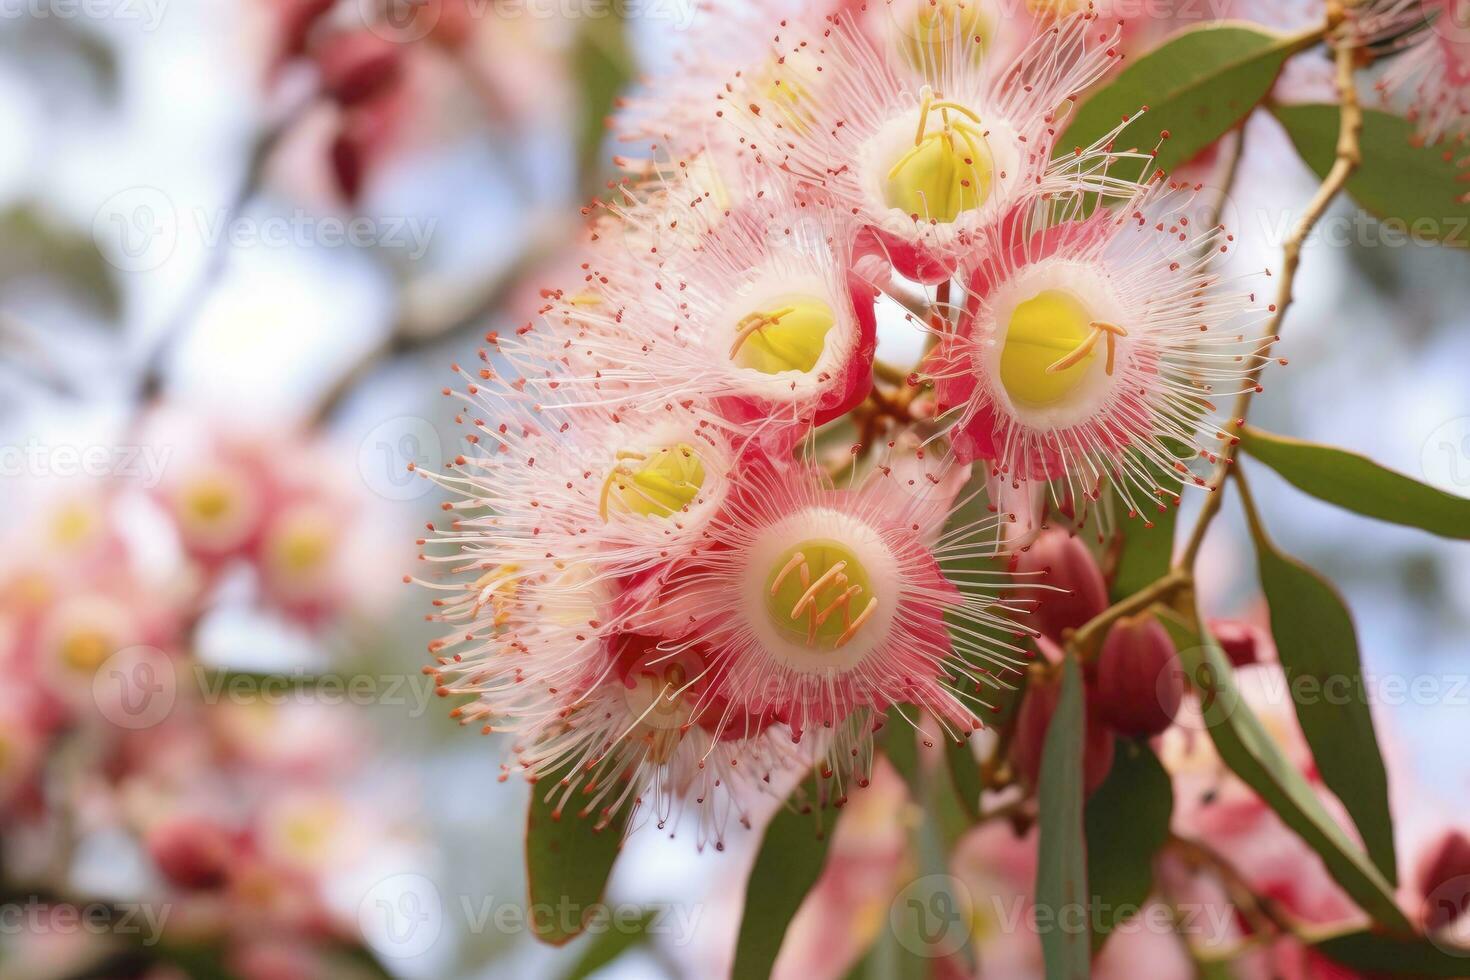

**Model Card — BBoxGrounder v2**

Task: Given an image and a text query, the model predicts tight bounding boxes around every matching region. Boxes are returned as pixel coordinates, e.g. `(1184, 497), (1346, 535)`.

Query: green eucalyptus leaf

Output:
(732, 778), (836, 980)
(1155, 607), (1411, 933)
(572, 12), (634, 196)
(1036, 655), (1091, 979)
(1272, 104), (1470, 248)
(1085, 739), (1173, 951)
(525, 769), (627, 946)
(1060, 22), (1317, 180)
(1249, 520), (1398, 884)
(562, 910), (656, 980)
(1313, 930), (1470, 976)
(1240, 427), (1470, 539)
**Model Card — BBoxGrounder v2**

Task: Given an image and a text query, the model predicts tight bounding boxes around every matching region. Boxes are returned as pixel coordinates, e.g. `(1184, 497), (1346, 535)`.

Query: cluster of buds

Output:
(414, 0), (1276, 847)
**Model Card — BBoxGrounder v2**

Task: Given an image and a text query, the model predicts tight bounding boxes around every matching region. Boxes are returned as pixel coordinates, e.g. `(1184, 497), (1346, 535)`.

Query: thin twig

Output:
(1067, 568), (1193, 659)
(135, 97), (310, 406)
(305, 231), (563, 426)
(1176, 17), (1362, 569)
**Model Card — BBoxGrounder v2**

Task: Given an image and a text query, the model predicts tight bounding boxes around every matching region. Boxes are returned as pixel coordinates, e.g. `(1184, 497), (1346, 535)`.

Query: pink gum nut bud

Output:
(1093, 615), (1185, 737)
(1011, 673), (1116, 797)
(146, 817), (237, 891)
(315, 32), (404, 107)
(1417, 830), (1470, 930)
(1010, 530), (1109, 644)
(1208, 618), (1263, 668)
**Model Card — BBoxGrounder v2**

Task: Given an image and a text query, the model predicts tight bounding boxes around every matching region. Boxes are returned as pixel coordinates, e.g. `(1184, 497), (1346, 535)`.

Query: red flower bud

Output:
(1417, 830), (1470, 930)
(1093, 615), (1184, 737)
(1208, 618), (1264, 668)
(315, 32), (404, 107)
(1010, 530), (1108, 643)
(146, 817), (237, 891)
(1011, 672), (1115, 797)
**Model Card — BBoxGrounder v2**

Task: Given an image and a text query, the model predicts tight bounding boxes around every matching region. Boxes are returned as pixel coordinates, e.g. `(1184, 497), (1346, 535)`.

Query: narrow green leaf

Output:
(732, 779), (835, 980)
(842, 924), (932, 980)
(1272, 104), (1470, 248)
(1240, 427), (1470, 539)
(1036, 655), (1091, 980)
(944, 737), (985, 822)
(1313, 930), (1470, 976)
(1060, 22), (1314, 180)
(877, 707), (923, 800)
(1155, 607), (1411, 933)
(1251, 525), (1398, 885)
(525, 772), (626, 946)
(572, 13), (633, 196)
(1111, 509), (1180, 602)
(562, 910), (656, 980)
(1085, 739), (1174, 951)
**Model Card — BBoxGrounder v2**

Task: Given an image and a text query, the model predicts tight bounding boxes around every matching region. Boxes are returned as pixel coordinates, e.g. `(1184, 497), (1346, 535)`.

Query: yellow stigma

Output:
(900, 0), (991, 76)
(752, 54), (818, 133)
(60, 629), (113, 673)
(999, 290), (1127, 408)
(472, 565), (520, 629)
(183, 478), (236, 525)
(729, 298), (836, 375)
(884, 89), (994, 223)
(765, 540), (880, 651)
(270, 519), (334, 577)
(50, 502), (98, 548)
(599, 443), (706, 521)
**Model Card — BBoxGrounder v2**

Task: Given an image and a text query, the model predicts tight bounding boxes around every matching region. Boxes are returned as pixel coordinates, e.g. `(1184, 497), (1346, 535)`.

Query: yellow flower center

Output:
(729, 298), (837, 375)
(183, 479), (237, 526)
(765, 539), (879, 651)
(599, 443), (706, 521)
(884, 90), (994, 223)
(60, 629), (113, 673)
(270, 519), (334, 577)
(900, 0), (991, 76)
(999, 290), (1127, 408)
(50, 503), (98, 548)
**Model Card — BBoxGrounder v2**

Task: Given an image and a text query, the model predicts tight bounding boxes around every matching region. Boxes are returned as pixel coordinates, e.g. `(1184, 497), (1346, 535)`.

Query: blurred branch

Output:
(134, 92), (314, 408)
(306, 227), (565, 427)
